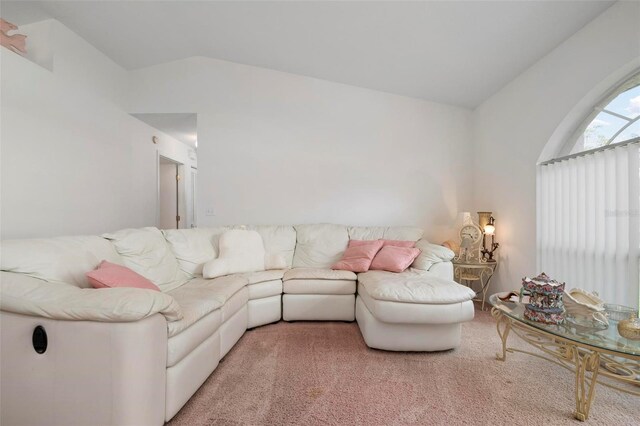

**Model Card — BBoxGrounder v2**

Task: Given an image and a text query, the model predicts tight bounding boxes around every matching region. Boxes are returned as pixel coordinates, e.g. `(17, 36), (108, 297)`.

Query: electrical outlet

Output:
(205, 208), (215, 216)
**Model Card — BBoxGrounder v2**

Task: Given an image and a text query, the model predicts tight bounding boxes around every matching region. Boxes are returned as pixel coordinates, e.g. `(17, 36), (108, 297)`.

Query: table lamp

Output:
(481, 216), (499, 262)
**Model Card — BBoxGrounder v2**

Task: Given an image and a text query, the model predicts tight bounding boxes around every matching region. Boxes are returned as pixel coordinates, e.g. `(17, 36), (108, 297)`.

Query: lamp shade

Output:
(484, 224), (495, 235)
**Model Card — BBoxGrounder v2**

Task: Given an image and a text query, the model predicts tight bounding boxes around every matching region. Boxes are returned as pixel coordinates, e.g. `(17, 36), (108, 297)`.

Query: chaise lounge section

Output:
(0, 223), (475, 425)
(356, 270), (475, 351)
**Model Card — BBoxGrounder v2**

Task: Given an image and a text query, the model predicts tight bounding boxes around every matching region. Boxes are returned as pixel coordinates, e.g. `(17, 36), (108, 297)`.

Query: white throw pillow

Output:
(203, 229), (266, 279)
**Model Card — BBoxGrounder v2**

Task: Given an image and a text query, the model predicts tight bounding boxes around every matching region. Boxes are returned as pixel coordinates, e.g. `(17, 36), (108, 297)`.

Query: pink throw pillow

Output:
(86, 260), (160, 291)
(332, 240), (384, 273)
(380, 239), (416, 248)
(370, 246), (421, 273)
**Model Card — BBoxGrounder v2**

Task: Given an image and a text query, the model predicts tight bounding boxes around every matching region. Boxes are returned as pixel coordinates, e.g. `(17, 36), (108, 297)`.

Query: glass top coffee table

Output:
(489, 294), (639, 421)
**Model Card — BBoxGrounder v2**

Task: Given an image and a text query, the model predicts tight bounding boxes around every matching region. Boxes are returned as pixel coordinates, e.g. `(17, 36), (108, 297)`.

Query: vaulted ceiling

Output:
(3, 1), (613, 108)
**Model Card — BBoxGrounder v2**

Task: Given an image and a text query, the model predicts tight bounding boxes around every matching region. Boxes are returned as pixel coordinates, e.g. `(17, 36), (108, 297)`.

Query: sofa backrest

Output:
(292, 224), (423, 268)
(189, 226), (232, 256)
(0, 236), (123, 288)
(163, 224), (424, 273)
(292, 224), (349, 268)
(347, 226), (423, 242)
(1, 224), (425, 288)
(163, 225), (297, 277)
(102, 227), (189, 292)
(163, 228), (224, 277)
(244, 225), (297, 267)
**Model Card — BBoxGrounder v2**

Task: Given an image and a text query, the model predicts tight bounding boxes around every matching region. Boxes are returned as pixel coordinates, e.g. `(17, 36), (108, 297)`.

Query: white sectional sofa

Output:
(0, 224), (475, 425)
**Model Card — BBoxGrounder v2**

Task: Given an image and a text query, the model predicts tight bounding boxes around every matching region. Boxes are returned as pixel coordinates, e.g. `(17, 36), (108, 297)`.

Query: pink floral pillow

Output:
(370, 246), (421, 273)
(332, 240), (384, 273)
(380, 239), (416, 248)
(86, 260), (160, 291)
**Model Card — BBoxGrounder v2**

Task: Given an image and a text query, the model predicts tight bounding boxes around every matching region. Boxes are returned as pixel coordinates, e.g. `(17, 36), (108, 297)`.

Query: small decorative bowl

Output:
(617, 317), (640, 341)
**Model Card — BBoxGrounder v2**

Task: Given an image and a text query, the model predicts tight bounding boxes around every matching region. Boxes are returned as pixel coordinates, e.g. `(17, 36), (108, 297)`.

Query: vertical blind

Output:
(537, 140), (639, 309)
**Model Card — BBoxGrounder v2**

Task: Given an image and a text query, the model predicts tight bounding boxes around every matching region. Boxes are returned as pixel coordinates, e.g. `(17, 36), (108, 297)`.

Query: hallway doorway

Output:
(158, 156), (182, 229)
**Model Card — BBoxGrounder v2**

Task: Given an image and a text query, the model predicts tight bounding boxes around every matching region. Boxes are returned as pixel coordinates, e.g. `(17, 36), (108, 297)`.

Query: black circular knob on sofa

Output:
(32, 325), (48, 354)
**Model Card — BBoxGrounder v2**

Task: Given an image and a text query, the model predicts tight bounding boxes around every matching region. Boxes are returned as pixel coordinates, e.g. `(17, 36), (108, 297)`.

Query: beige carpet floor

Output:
(168, 309), (639, 425)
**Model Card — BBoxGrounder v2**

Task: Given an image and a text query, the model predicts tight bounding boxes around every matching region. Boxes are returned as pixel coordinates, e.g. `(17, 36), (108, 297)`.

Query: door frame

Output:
(190, 166), (198, 228)
(156, 151), (184, 229)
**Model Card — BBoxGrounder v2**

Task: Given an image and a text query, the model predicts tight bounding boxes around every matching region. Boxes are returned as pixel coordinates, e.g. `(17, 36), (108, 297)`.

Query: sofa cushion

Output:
(332, 240), (383, 273)
(167, 308), (222, 367)
(191, 227), (231, 256)
(1, 236), (122, 288)
(164, 226), (287, 276)
(382, 227), (424, 241)
(238, 269), (286, 285)
(195, 225), (295, 267)
(203, 230), (265, 279)
(244, 225), (297, 268)
(358, 283), (475, 324)
(86, 261), (160, 291)
(186, 276), (248, 305)
(348, 226), (423, 242)
(347, 226), (386, 241)
(221, 287), (249, 322)
(411, 239), (455, 271)
(102, 227), (188, 292)
(166, 284), (224, 338)
(283, 268), (356, 281)
(292, 224), (349, 268)
(283, 279), (356, 295)
(162, 229), (216, 277)
(381, 239), (416, 248)
(265, 253), (288, 270)
(248, 280), (283, 300)
(166, 275), (247, 337)
(357, 270), (475, 304)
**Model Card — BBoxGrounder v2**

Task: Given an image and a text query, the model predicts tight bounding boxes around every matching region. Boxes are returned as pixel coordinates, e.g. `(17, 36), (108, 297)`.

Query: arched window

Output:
(570, 73), (640, 154)
(537, 72), (640, 308)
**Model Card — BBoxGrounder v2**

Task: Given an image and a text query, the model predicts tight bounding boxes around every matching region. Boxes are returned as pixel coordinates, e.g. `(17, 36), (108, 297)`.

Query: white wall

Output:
(11, 3), (633, 268)
(127, 57), (474, 242)
(0, 20), (195, 239)
(2, 18), (470, 242)
(472, 2), (640, 293)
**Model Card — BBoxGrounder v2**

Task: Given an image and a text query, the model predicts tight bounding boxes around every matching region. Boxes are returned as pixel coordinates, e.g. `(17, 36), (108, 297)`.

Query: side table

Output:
(452, 260), (497, 310)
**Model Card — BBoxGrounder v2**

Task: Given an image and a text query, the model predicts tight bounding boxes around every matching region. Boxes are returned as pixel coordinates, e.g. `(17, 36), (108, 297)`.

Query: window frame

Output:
(560, 71), (640, 157)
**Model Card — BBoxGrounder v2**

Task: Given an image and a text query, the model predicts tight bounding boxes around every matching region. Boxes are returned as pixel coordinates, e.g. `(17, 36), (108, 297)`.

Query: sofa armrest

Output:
(424, 262), (454, 280)
(1, 310), (168, 425)
(411, 239), (455, 271)
(1, 272), (182, 322)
